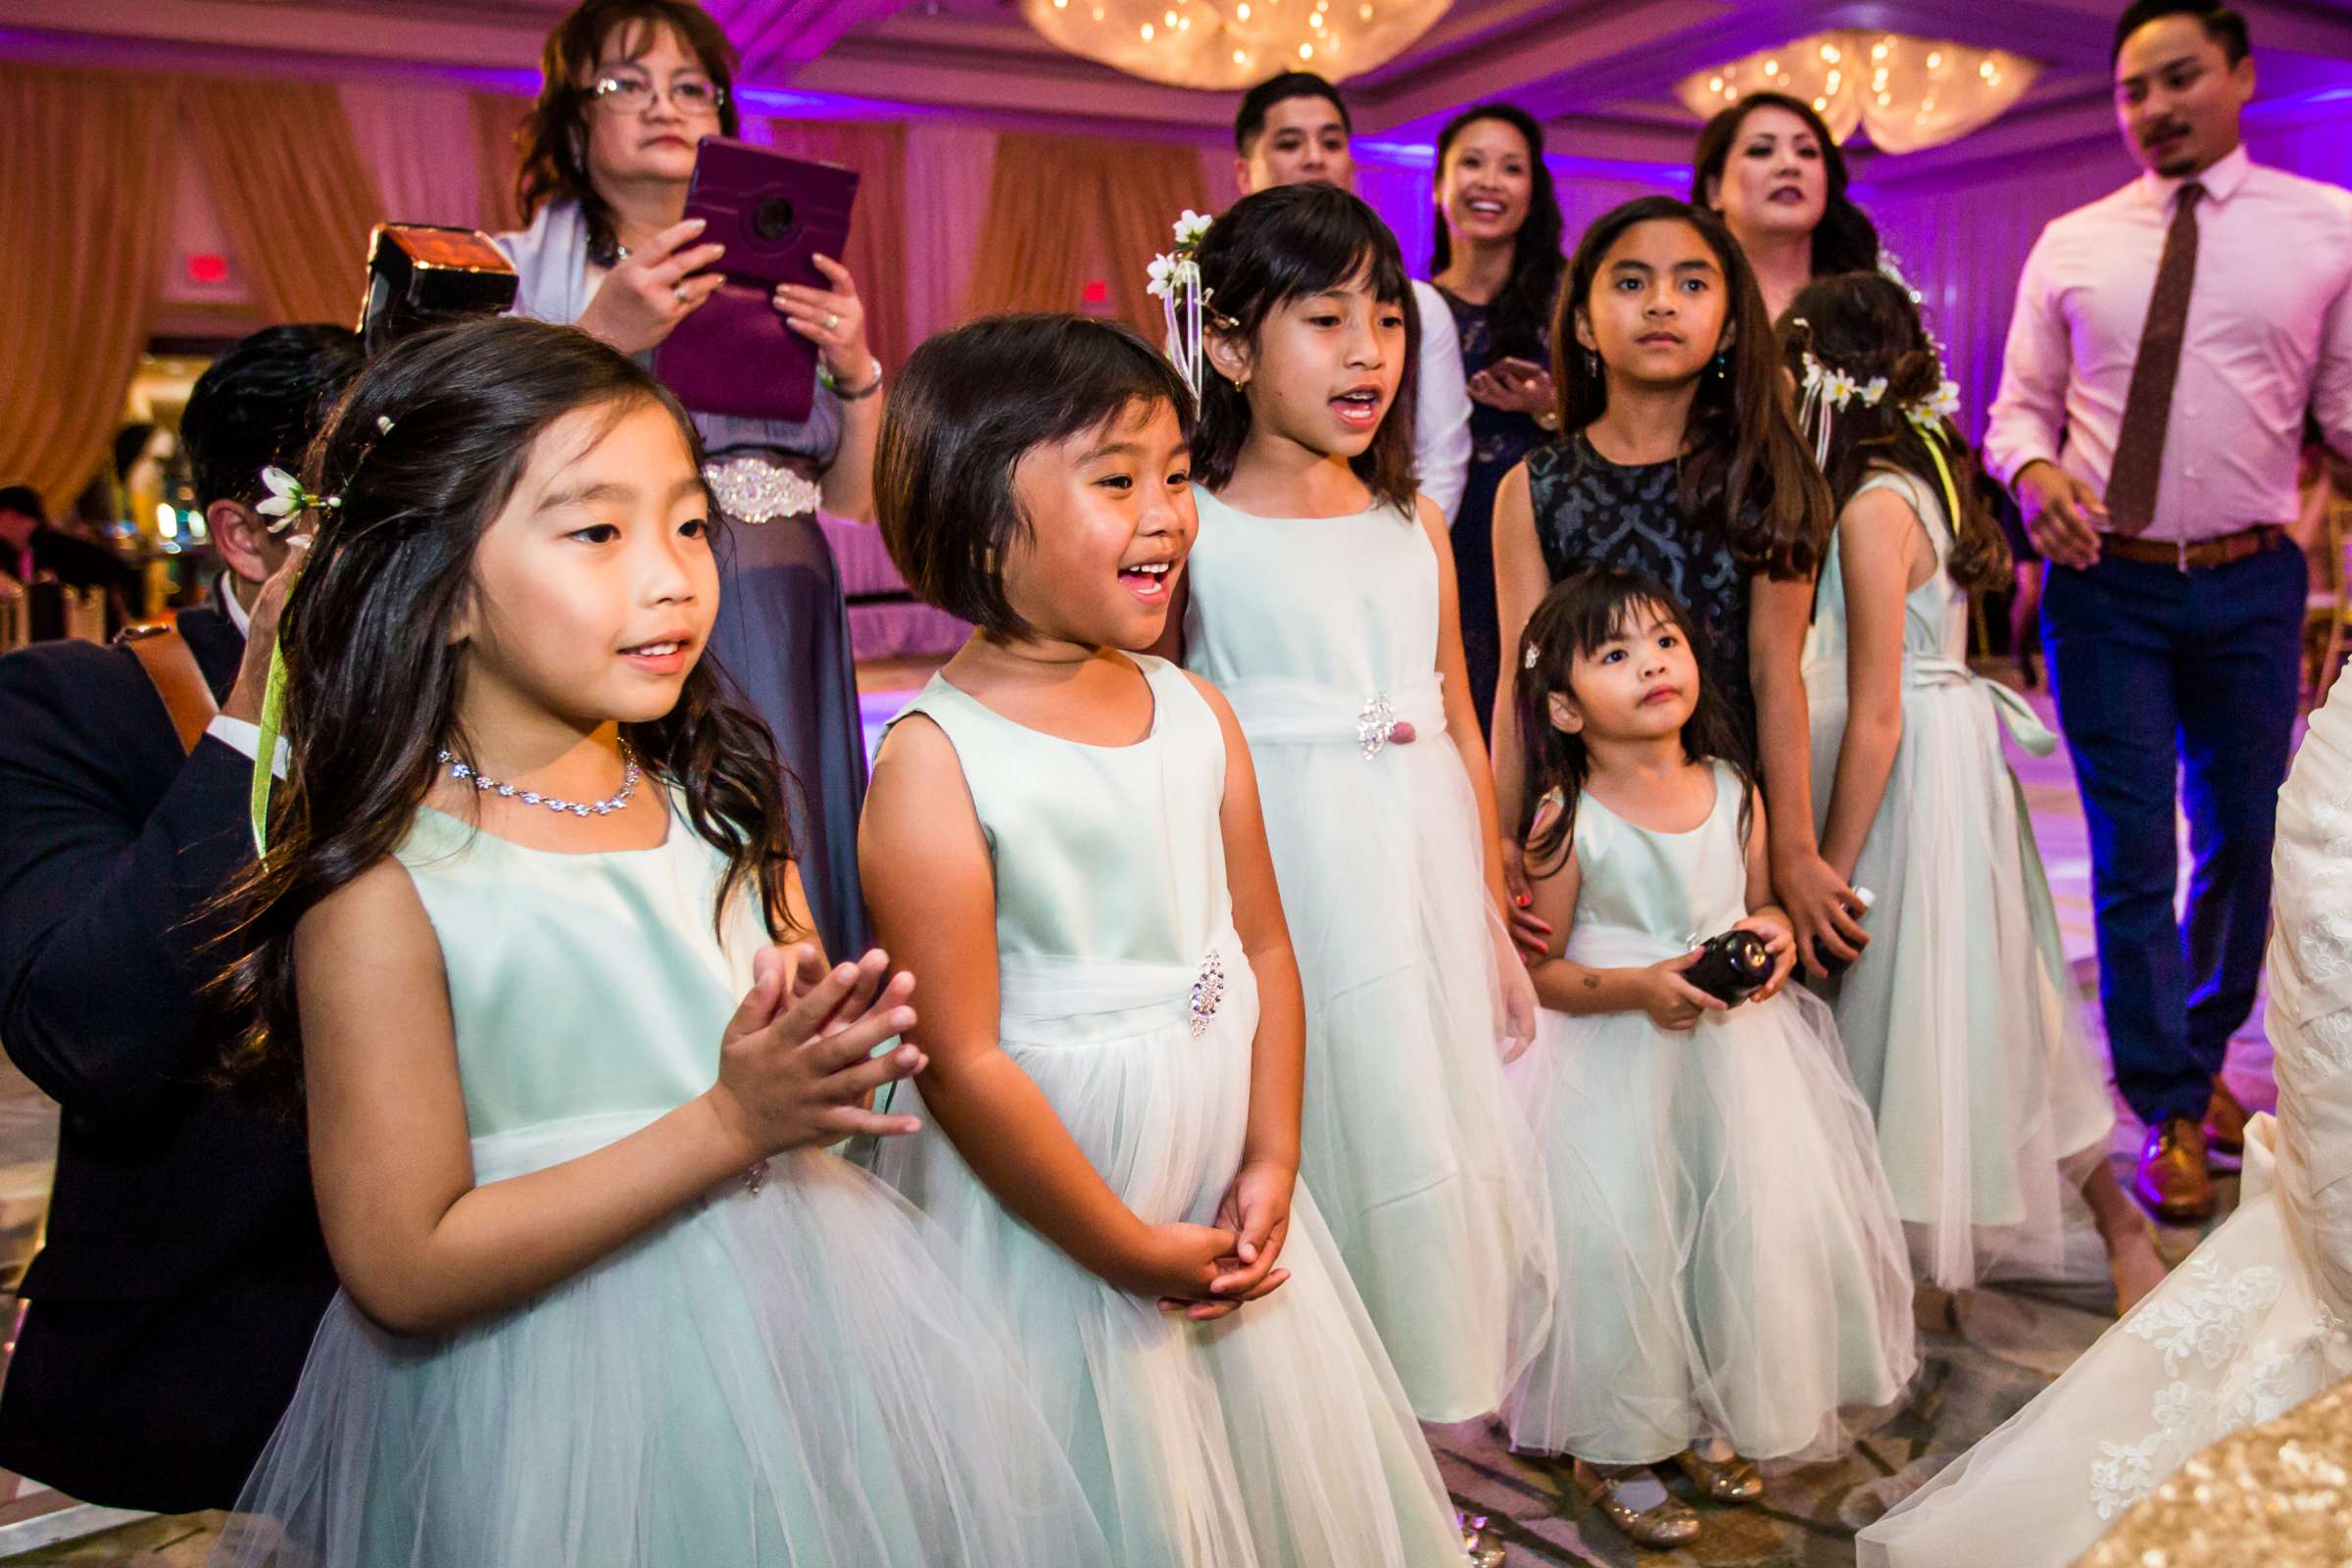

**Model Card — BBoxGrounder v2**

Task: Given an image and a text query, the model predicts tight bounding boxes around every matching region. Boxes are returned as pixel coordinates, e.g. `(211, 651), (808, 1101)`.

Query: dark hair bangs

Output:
(1191, 183), (1420, 509)
(878, 314), (1196, 640)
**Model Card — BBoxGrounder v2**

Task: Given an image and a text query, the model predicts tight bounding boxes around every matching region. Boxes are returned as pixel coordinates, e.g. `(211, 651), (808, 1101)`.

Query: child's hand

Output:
(706, 947), (925, 1161)
(1734, 913), (1797, 1002)
(1176, 1161), (1297, 1321)
(1777, 849), (1869, 979)
(1491, 919), (1540, 1060)
(1642, 950), (1731, 1031)
(1502, 840), (1555, 959)
(1119, 1221), (1240, 1304)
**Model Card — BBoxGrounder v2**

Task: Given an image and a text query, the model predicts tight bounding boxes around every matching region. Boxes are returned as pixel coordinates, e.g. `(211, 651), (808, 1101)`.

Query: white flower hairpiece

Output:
(1149, 211), (1216, 403)
(251, 416), (396, 537)
(255, 467), (337, 535)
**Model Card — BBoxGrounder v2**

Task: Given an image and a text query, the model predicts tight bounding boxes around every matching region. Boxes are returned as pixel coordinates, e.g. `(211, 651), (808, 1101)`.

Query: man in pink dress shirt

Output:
(1985, 0), (2352, 1224)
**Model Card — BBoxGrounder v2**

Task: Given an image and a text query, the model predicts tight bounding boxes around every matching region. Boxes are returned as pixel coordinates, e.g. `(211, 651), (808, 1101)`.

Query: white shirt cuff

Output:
(204, 713), (289, 778)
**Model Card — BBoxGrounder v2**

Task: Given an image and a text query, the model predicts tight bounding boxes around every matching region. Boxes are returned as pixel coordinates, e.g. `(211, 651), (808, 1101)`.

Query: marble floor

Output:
(0, 667), (2278, 1565)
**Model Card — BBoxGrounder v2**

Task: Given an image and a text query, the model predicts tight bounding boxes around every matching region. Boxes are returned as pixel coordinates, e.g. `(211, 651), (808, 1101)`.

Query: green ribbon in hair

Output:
(248, 635), (289, 856)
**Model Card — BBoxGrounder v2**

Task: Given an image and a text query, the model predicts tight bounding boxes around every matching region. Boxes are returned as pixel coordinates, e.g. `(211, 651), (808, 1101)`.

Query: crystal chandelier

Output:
(1677, 31), (2040, 155)
(1018, 0), (1451, 89)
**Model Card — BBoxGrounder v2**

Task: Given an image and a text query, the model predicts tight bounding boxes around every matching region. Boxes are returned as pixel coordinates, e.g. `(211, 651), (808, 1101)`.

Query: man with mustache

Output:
(1984, 0), (2352, 1224)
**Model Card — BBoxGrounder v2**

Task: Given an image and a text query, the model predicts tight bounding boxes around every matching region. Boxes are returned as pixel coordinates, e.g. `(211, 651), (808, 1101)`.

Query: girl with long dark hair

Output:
(205, 317), (1102, 1567)
(1491, 195), (1856, 974)
(1690, 90), (1882, 320)
(1429, 101), (1567, 738)
(1153, 181), (1557, 1426)
(1502, 566), (1913, 1549)
(1783, 271), (2166, 1309)
(502, 0), (881, 962)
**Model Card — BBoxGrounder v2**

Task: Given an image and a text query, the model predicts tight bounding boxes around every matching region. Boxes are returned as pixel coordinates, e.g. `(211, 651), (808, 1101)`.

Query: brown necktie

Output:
(2104, 181), (2204, 534)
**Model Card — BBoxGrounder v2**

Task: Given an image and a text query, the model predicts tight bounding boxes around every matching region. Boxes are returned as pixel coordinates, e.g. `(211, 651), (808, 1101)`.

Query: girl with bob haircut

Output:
(862, 311), (1465, 1567)
(1491, 195), (1856, 987)
(1501, 565), (1913, 1549)
(1783, 271), (2166, 1309)
(1156, 182), (1558, 1427)
(205, 316), (1102, 1567)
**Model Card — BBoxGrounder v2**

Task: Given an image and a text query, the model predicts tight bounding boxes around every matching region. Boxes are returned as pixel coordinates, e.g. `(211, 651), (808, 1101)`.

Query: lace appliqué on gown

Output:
(2087, 1261), (2352, 1519)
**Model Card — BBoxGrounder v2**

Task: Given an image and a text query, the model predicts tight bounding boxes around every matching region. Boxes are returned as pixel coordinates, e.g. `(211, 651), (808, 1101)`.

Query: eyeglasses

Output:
(587, 74), (727, 117)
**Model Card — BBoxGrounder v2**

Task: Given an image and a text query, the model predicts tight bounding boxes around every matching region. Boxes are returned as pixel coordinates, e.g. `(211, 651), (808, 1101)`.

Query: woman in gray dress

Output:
(501, 0), (880, 956)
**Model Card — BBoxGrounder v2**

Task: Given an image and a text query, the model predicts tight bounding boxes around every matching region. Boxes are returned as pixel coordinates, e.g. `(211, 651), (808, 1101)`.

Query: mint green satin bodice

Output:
(395, 798), (765, 1141)
(891, 656), (1228, 970)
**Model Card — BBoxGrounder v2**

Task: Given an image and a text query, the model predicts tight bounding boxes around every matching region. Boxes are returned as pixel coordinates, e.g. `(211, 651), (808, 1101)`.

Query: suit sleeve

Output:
(0, 647), (258, 1110)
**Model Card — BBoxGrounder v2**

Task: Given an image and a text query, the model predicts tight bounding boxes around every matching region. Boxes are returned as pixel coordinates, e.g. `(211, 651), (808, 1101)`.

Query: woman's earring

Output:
(1584, 347), (1600, 377)
(1711, 349), (1731, 381)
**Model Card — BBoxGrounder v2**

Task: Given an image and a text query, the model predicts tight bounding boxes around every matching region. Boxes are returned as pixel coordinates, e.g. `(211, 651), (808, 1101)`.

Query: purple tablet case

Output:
(654, 137), (859, 424)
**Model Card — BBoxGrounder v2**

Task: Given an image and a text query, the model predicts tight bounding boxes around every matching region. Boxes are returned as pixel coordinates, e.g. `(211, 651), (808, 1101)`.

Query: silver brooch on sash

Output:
(703, 455), (822, 524)
(1189, 950), (1227, 1038)
(1356, 691), (1400, 760)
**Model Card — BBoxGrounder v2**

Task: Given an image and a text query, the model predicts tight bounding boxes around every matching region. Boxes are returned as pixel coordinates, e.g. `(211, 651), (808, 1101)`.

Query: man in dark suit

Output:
(0, 324), (364, 1510)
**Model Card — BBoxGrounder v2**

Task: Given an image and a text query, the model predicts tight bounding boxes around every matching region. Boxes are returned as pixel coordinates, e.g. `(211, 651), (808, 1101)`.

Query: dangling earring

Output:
(1584, 347), (1600, 377)
(1710, 349), (1731, 381)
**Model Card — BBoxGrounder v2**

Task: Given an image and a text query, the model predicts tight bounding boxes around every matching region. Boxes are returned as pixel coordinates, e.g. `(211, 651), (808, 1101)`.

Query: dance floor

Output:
(0, 664), (2277, 1566)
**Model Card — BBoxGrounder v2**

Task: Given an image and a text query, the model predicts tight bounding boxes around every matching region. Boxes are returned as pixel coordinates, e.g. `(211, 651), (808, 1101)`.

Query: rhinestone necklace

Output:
(438, 746), (642, 818)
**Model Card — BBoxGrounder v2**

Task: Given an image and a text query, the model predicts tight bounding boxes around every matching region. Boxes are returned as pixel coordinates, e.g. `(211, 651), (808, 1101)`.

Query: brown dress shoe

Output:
(2203, 1078), (2248, 1155)
(2135, 1116), (2216, 1224)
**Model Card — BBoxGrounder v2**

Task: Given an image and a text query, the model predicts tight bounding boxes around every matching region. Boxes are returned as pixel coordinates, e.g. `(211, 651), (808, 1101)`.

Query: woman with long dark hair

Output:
(1690, 92), (1881, 321)
(499, 0), (879, 959)
(1430, 102), (1566, 739)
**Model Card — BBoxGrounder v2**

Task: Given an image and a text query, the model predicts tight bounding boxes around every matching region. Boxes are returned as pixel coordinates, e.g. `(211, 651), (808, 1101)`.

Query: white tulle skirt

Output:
(1857, 1118), (2351, 1568)
(874, 933), (1465, 1568)
(1224, 674), (1556, 1422)
(210, 1117), (1106, 1568)
(1502, 926), (1919, 1466)
(1808, 671), (2116, 1292)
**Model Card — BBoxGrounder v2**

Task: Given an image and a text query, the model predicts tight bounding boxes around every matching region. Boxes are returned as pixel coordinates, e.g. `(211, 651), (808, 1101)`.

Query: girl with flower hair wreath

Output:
(1780, 271), (2167, 1313)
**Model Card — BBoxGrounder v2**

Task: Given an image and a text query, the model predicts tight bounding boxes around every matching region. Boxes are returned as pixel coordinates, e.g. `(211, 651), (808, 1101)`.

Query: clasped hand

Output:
(1136, 1159), (1297, 1323)
(704, 946), (927, 1165)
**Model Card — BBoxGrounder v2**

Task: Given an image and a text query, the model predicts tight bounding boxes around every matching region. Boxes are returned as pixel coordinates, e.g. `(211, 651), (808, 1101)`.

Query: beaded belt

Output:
(703, 453), (822, 523)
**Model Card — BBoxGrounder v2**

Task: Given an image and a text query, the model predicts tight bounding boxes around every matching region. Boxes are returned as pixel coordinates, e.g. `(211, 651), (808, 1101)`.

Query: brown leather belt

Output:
(2099, 523), (2285, 571)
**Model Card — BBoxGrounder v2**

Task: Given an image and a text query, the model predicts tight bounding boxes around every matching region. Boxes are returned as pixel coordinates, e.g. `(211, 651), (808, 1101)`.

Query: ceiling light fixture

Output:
(1019, 0), (1447, 86)
(1677, 29), (2039, 153)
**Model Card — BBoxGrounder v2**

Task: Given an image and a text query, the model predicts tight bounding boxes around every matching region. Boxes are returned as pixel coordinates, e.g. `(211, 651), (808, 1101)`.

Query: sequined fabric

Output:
(2078, 1375), (2352, 1567)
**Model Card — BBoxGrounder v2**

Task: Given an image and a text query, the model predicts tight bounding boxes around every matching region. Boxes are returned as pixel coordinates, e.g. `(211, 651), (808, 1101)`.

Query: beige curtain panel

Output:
(961, 132), (1209, 335)
(184, 80), (387, 327)
(0, 66), (180, 513)
(472, 91), (527, 238)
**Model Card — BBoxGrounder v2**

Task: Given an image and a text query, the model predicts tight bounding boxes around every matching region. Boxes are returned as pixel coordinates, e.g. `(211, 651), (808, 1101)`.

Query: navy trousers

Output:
(2041, 538), (2305, 1129)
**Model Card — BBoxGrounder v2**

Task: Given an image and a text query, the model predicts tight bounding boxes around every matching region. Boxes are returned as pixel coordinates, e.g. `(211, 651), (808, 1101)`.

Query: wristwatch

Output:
(821, 356), (884, 402)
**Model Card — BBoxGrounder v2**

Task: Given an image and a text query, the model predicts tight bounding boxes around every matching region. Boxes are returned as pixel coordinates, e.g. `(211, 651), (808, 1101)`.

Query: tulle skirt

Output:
(1226, 674), (1556, 1422)
(874, 934), (1465, 1568)
(1808, 672), (2116, 1291)
(1502, 928), (1918, 1465)
(211, 1116), (1106, 1568)
(1857, 1117), (2351, 1568)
